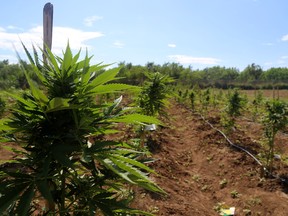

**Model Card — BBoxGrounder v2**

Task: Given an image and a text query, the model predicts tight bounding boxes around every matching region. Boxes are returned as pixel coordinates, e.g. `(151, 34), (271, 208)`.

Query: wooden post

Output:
(43, 2), (53, 62)
(43, 4), (54, 211)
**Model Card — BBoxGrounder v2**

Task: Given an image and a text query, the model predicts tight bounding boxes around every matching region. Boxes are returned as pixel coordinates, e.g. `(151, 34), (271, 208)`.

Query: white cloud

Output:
(168, 44), (176, 48)
(113, 41), (125, 48)
(7, 25), (23, 31)
(84, 16), (103, 27)
(281, 34), (288, 41)
(0, 25), (104, 55)
(0, 54), (17, 63)
(168, 55), (220, 65)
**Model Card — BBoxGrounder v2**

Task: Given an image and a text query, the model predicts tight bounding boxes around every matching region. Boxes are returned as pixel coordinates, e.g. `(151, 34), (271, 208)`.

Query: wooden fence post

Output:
(43, 4), (55, 211)
(43, 2), (53, 62)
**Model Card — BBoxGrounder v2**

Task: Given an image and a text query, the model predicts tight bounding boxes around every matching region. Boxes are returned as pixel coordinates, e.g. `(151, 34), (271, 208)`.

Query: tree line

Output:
(1, 59), (288, 90)
(118, 62), (288, 89)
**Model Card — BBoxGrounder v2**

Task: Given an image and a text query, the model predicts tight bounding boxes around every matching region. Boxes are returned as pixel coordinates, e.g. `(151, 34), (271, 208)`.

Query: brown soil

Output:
(132, 101), (288, 216)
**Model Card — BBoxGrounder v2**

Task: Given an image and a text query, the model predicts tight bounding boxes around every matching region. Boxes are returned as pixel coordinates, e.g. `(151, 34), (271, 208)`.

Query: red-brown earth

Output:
(131, 100), (288, 216)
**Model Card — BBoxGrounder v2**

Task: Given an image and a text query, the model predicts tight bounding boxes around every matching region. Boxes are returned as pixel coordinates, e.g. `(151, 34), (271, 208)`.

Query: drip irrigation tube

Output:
(181, 103), (288, 184)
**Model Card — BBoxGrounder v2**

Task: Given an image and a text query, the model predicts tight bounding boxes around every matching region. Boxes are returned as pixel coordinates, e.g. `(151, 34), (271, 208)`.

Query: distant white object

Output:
(145, 124), (157, 131)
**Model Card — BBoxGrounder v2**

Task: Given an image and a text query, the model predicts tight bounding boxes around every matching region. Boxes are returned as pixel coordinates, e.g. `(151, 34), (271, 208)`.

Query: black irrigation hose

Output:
(199, 114), (263, 167)
(181, 103), (288, 184)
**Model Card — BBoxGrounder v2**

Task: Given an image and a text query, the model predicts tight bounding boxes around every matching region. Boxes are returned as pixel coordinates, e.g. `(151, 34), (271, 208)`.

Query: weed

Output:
(192, 174), (201, 182)
(201, 184), (210, 191)
(243, 208), (252, 216)
(230, 190), (240, 198)
(206, 155), (214, 162)
(246, 196), (262, 206)
(219, 178), (228, 189)
(213, 202), (227, 213)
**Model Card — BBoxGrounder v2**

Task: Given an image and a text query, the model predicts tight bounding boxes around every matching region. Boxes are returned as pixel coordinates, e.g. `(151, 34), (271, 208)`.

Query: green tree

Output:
(239, 63), (263, 83)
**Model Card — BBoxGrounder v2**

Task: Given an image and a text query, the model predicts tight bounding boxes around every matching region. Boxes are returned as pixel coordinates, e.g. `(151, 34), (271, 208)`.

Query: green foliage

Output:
(227, 89), (245, 118)
(221, 89), (246, 130)
(0, 43), (163, 215)
(239, 63), (263, 83)
(262, 99), (288, 172)
(201, 88), (211, 115)
(252, 90), (264, 121)
(137, 72), (173, 117)
(0, 96), (6, 117)
(189, 90), (196, 111)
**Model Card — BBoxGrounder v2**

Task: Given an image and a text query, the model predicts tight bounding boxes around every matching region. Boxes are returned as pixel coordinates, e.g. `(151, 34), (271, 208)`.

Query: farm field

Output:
(240, 89), (288, 101)
(1, 89), (288, 215)
(130, 94), (288, 215)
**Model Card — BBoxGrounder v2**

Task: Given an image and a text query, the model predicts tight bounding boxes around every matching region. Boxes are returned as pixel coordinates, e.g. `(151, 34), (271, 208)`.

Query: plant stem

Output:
(60, 169), (66, 216)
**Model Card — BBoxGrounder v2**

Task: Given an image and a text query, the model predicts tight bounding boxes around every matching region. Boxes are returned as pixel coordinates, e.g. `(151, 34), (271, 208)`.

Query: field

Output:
(1, 89), (288, 215)
(130, 90), (288, 215)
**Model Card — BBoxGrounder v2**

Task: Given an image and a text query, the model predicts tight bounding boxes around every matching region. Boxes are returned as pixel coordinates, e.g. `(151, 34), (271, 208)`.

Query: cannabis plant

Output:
(252, 90), (264, 121)
(221, 89), (245, 131)
(262, 99), (288, 173)
(0, 43), (163, 215)
(189, 90), (196, 111)
(0, 96), (5, 117)
(137, 72), (173, 117)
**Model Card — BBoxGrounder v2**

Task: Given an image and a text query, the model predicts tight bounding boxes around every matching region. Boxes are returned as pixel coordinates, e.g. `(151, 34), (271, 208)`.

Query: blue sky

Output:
(1, 0), (288, 71)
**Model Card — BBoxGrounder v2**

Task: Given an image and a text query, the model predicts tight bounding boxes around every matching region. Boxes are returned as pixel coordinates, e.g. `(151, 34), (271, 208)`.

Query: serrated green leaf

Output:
(0, 183), (28, 213)
(86, 67), (119, 90)
(16, 184), (35, 216)
(23, 70), (48, 107)
(5, 92), (37, 110)
(129, 174), (165, 194)
(109, 154), (156, 174)
(88, 83), (139, 95)
(98, 158), (134, 184)
(62, 42), (73, 71)
(109, 157), (149, 181)
(110, 113), (163, 125)
(0, 119), (14, 131)
(52, 144), (76, 168)
(3, 171), (32, 180)
(20, 41), (35, 65)
(36, 180), (53, 204)
(44, 44), (60, 75)
(46, 97), (71, 113)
